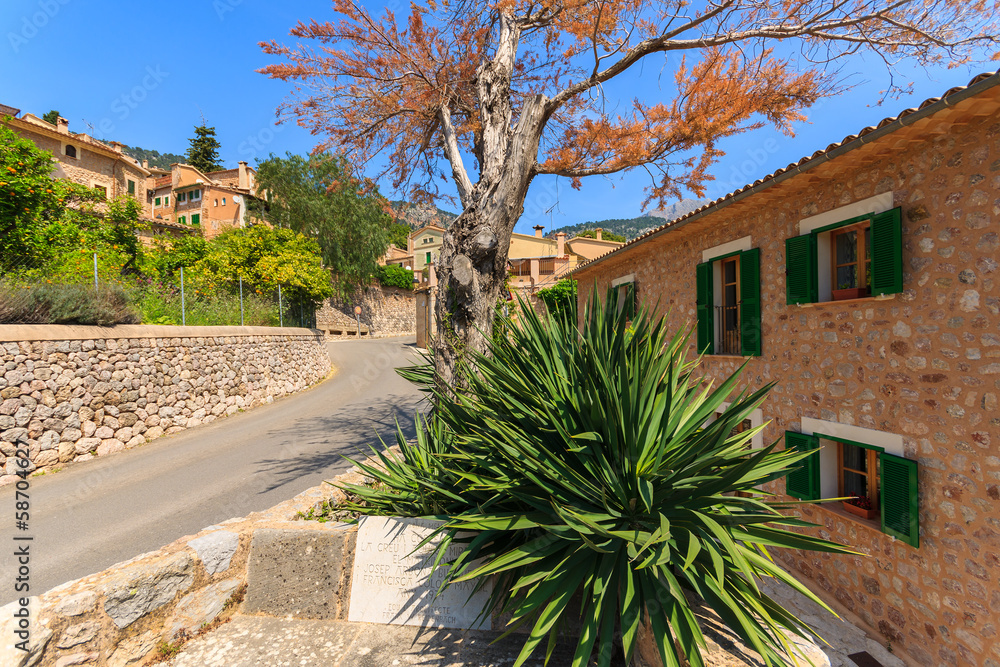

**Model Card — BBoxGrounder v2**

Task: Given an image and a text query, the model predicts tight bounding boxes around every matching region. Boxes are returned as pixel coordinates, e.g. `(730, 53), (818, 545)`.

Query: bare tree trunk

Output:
(432, 93), (549, 391)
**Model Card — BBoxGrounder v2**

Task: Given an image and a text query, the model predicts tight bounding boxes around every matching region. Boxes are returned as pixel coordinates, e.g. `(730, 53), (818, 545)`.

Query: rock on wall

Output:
(317, 286), (415, 338)
(0, 325), (331, 485)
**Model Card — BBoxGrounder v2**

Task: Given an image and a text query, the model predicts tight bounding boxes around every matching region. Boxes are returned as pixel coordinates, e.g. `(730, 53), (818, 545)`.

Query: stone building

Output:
(1, 107), (194, 242)
(571, 71), (1000, 667)
(149, 162), (260, 239)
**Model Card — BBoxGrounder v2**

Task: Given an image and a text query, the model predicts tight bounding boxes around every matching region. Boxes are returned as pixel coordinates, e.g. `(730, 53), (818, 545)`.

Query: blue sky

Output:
(1, 0), (992, 235)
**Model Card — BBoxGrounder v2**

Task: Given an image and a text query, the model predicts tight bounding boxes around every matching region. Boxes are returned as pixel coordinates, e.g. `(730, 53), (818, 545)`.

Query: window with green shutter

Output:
(191, 214), (200, 226)
(785, 429), (920, 546)
(696, 248), (761, 356)
(155, 197), (161, 207)
(880, 453), (919, 547)
(740, 248), (761, 356)
(179, 216), (186, 225)
(613, 281), (637, 319)
(786, 206), (902, 304)
(695, 261), (714, 354)
(127, 179), (136, 196)
(870, 208), (903, 296)
(785, 234), (816, 304)
(784, 431), (820, 500)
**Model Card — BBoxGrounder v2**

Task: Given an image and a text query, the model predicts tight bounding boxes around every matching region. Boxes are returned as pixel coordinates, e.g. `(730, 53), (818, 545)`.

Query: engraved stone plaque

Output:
(348, 516), (493, 629)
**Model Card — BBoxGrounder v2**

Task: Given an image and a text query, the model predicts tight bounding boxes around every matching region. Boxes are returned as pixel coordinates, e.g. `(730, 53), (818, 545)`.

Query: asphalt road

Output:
(0, 336), (425, 603)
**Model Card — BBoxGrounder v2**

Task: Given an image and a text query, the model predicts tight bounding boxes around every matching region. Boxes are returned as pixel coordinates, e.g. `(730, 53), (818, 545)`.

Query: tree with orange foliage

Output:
(260, 0), (997, 388)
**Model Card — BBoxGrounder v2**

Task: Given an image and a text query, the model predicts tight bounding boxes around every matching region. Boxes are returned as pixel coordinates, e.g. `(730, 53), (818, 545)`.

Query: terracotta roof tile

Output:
(572, 71), (1000, 274)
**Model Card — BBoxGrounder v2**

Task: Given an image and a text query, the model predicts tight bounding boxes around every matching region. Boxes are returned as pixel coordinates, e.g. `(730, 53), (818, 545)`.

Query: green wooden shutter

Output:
(740, 248), (761, 356)
(880, 453), (919, 547)
(870, 207), (903, 296)
(191, 214), (200, 226)
(695, 262), (714, 354)
(785, 235), (816, 304)
(784, 431), (820, 500)
(127, 180), (135, 196)
(626, 282), (637, 319)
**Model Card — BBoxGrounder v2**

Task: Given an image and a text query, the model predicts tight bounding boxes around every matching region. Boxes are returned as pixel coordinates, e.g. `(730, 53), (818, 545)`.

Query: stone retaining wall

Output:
(0, 325), (331, 485)
(317, 286), (415, 338)
(2, 464), (362, 667)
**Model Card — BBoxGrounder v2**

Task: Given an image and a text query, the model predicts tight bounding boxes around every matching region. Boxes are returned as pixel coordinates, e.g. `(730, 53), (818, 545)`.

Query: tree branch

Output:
(439, 105), (474, 208)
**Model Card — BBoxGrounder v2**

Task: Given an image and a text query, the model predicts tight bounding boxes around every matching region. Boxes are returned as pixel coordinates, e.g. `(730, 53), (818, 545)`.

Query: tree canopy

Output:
(186, 125), (223, 173)
(260, 0), (999, 388)
(252, 152), (393, 293)
(0, 121), (105, 272)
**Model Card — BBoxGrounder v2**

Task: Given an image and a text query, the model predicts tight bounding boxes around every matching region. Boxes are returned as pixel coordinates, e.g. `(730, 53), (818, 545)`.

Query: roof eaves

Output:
(571, 70), (1000, 276)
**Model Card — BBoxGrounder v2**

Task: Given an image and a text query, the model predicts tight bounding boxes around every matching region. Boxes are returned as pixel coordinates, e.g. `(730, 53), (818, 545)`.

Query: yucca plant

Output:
(341, 289), (852, 667)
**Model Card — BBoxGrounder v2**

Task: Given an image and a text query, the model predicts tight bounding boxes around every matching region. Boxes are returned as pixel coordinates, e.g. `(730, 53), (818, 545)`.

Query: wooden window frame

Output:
(178, 192), (187, 203)
(837, 441), (879, 511)
(830, 220), (871, 300)
(718, 255), (741, 355)
(164, 195), (170, 206)
(127, 179), (136, 196)
(154, 197), (161, 207)
(191, 213), (200, 226)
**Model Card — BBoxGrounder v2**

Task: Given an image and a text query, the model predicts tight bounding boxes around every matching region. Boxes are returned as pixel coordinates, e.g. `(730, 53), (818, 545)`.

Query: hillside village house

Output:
(381, 244), (414, 269)
(149, 161), (260, 239)
(508, 225), (623, 291)
(408, 223), (446, 274)
(572, 71), (1000, 667)
(1, 107), (191, 241)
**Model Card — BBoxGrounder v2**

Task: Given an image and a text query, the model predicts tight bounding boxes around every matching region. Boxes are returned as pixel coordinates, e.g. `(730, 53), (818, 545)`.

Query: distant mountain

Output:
(389, 200), (459, 229)
(547, 199), (708, 241)
(548, 215), (664, 242)
(120, 144), (185, 170)
(644, 198), (706, 221)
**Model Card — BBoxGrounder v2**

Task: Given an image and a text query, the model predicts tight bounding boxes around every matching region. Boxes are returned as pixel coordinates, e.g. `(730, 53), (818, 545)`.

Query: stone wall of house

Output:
(317, 286), (415, 338)
(0, 325), (331, 485)
(575, 115), (999, 666)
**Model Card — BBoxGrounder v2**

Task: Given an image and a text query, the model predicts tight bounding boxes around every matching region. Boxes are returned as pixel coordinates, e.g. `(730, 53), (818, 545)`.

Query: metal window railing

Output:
(716, 304), (741, 355)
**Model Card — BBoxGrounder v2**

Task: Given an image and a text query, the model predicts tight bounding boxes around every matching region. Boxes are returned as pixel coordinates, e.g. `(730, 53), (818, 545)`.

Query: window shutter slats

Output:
(784, 431), (820, 500)
(870, 207), (903, 295)
(785, 235), (816, 304)
(627, 282), (637, 319)
(740, 248), (761, 356)
(695, 262), (713, 354)
(880, 452), (919, 547)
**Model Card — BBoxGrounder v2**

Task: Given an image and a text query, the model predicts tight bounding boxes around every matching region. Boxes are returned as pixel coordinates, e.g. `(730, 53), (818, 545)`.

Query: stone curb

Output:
(1, 456), (374, 667)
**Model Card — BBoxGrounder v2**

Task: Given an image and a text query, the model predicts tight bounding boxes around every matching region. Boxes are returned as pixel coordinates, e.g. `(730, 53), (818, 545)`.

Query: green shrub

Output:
(0, 282), (140, 325)
(342, 290), (852, 667)
(534, 278), (576, 315)
(132, 282), (280, 327)
(375, 264), (414, 290)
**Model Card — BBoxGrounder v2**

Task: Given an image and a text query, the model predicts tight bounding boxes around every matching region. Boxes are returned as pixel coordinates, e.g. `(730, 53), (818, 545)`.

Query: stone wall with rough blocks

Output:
(317, 286), (415, 338)
(0, 325), (331, 485)
(0, 463), (363, 667)
(575, 114), (999, 666)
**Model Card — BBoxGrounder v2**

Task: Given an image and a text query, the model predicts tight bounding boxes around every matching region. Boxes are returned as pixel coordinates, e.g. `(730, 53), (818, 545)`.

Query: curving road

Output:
(0, 336), (425, 603)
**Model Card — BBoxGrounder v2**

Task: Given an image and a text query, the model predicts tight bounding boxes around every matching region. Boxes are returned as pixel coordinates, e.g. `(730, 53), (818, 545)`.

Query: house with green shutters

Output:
(572, 71), (1000, 667)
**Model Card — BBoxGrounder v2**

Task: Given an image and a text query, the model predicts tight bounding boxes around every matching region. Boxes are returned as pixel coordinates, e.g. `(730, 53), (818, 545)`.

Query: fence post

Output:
(239, 275), (244, 327)
(180, 266), (186, 327)
(278, 284), (283, 328)
(93, 252), (98, 290)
